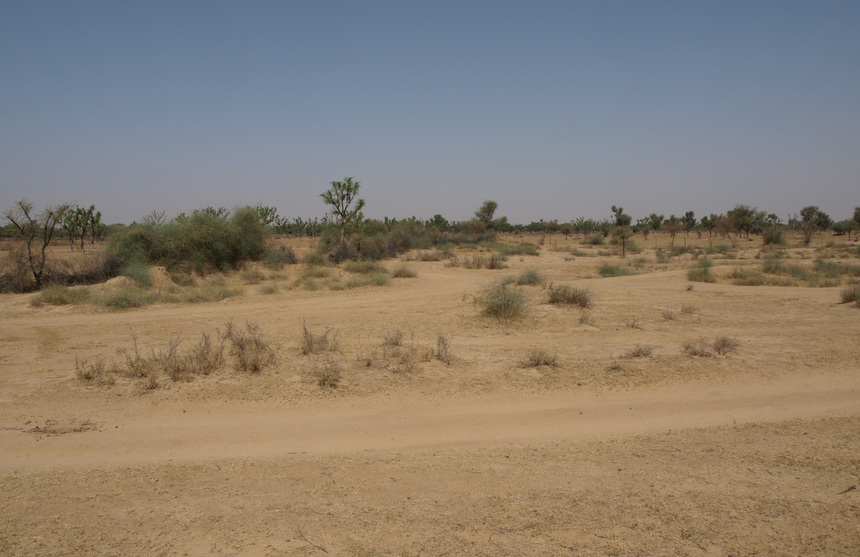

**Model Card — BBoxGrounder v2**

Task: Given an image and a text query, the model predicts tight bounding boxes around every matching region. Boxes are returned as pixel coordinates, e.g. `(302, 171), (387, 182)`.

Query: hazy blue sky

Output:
(2, 1), (858, 225)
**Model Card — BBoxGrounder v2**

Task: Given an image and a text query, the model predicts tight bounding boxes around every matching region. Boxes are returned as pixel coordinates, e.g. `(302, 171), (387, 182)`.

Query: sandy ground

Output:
(1, 235), (859, 555)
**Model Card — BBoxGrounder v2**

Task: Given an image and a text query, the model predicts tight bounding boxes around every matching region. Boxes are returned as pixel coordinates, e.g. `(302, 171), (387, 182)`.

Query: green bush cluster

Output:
(107, 207), (267, 274)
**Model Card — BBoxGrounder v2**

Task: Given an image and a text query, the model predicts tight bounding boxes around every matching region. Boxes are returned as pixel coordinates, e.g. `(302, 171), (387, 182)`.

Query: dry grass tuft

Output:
(625, 344), (654, 358)
(713, 336), (741, 355)
(435, 333), (453, 365)
(683, 337), (713, 357)
(311, 355), (342, 388)
(520, 347), (559, 368)
(300, 319), (339, 355)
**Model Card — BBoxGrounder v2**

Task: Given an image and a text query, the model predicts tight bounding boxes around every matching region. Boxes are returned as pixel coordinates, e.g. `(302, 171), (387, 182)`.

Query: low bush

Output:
(445, 254), (507, 270)
(683, 337), (712, 357)
(343, 260), (388, 274)
(687, 258), (716, 283)
(625, 344), (653, 358)
(30, 284), (91, 306)
(477, 281), (528, 323)
(312, 355), (342, 388)
(547, 283), (592, 308)
(841, 285), (860, 305)
(225, 321), (275, 373)
(300, 319), (338, 354)
(435, 333), (453, 365)
(515, 268), (543, 286)
(391, 264), (417, 278)
(713, 336), (740, 355)
(520, 347), (559, 368)
(264, 246), (297, 268)
(598, 264), (632, 277)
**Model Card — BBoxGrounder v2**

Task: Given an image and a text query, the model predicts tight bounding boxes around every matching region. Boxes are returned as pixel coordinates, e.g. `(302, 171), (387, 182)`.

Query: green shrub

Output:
(598, 264), (632, 277)
(391, 264), (417, 278)
(343, 260), (388, 274)
(94, 286), (159, 309)
(687, 258), (716, 283)
(515, 268), (543, 286)
(120, 260), (152, 287)
(264, 246), (297, 268)
(107, 207), (267, 274)
(762, 227), (785, 245)
(477, 281), (528, 323)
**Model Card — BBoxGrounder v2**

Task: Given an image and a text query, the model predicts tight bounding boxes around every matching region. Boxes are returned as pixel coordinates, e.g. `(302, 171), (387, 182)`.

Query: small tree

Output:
(681, 211), (696, 246)
(799, 206), (832, 245)
(4, 199), (70, 290)
(475, 200), (498, 226)
(321, 177), (365, 243)
(648, 214), (664, 247)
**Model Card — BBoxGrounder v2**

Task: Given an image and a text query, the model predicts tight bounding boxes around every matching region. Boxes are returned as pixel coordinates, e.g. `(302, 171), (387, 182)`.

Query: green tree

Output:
(799, 206), (832, 245)
(611, 206), (632, 227)
(4, 199), (70, 290)
(681, 211), (696, 246)
(648, 214), (664, 247)
(474, 200), (498, 226)
(726, 205), (766, 240)
(321, 177), (365, 243)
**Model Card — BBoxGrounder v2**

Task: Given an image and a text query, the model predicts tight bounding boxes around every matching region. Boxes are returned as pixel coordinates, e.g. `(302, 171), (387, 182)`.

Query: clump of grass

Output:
(435, 332), (453, 365)
(343, 260), (388, 274)
(625, 344), (653, 358)
(494, 242), (539, 257)
(178, 284), (242, 303)
(74, 356), (115, 385)
(680, 303), (699, 315)
(30, 284), (91, 307)
(258, 283), (278, 295)
(477, 281), (528, 323)
(840, 285), (860, 306)
(579, 312), (596, 326)
(121, 260), (152, 287)
(95, 286), (159, 310)
(516, 268), (544, 286)
(598, 264), (632, 277)
(241, 268), (265, 284)
(391, 264), (417, 278)
(300, 319), (338, 354)
(547, 283), (592, 308)
(687, 257), (716, 283)
(661, 309), (677, 321)
(403, 249), (448, 262)
(625, 318), (641, 329)
(682, 337), (713, 357)
(585, 235), (604, 246)
(520, 347), (559, 368)
(446, 254), (507, 270)
(713, 336), (740, 355)
(225, 321), (275, 373)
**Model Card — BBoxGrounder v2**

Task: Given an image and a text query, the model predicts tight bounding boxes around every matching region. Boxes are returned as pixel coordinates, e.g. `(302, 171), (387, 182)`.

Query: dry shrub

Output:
(547, 283), (592, 308)
(391, 264), (417, 278)
(713, 336), (740, 355)
(625, 319), (642, 329)
(74, 356), (115, 385)
(225, 321), (275, 373)
(625, 344), (653, 358)
(435, 332), (453, 365)
(579, 312), (596, 326)
(382, 329), (405, 347)
(680, 304), (699, 315)
(520, 347), (559, 368)
(312, 355), (342, 388)
(840, 285), (860, 306)
(300, 319), (338, 354)
(446, 254), (507, 270)
(661, 309), (677, 321)
(683, 337), (713, 357)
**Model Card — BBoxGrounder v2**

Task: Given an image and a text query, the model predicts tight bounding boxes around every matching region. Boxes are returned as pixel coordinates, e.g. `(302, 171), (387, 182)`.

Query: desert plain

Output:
(1, 234), (858, 556)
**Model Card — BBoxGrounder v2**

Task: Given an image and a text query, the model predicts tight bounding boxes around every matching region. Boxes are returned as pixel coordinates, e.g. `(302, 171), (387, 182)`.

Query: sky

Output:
(1, 0), (858, 225)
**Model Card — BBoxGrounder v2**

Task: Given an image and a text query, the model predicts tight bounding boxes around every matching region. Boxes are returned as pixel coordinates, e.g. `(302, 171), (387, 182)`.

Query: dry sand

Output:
(1, 236), (858, 555)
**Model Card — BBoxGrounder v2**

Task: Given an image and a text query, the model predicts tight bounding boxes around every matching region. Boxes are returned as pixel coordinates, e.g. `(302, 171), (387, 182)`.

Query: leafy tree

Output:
(474, 200), (498, 226)
(699, 214), (719, 239)
(612, 225), (633, 258)
(648, 214), (664, 247)
(799, 206), (832, 245)
(681, 211), (696, 246)
(4, 199), (70, 290)
(726, 205), (766, 240)
(662, 215), (683, 247)
(611, 206), (632, 227)
(62, 207), (85, 251)
(254, 204), (278, 227)
(832, 219), (856, 241)
(854, 207), (860, 227)
(321, 177), (366, 243)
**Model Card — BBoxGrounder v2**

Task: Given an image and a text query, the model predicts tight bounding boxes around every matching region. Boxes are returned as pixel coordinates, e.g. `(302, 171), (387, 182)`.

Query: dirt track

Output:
(2, 237), (859, 555)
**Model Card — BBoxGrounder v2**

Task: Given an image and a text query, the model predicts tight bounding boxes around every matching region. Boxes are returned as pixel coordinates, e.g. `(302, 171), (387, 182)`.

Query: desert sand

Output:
(1, 235), (858, 556)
